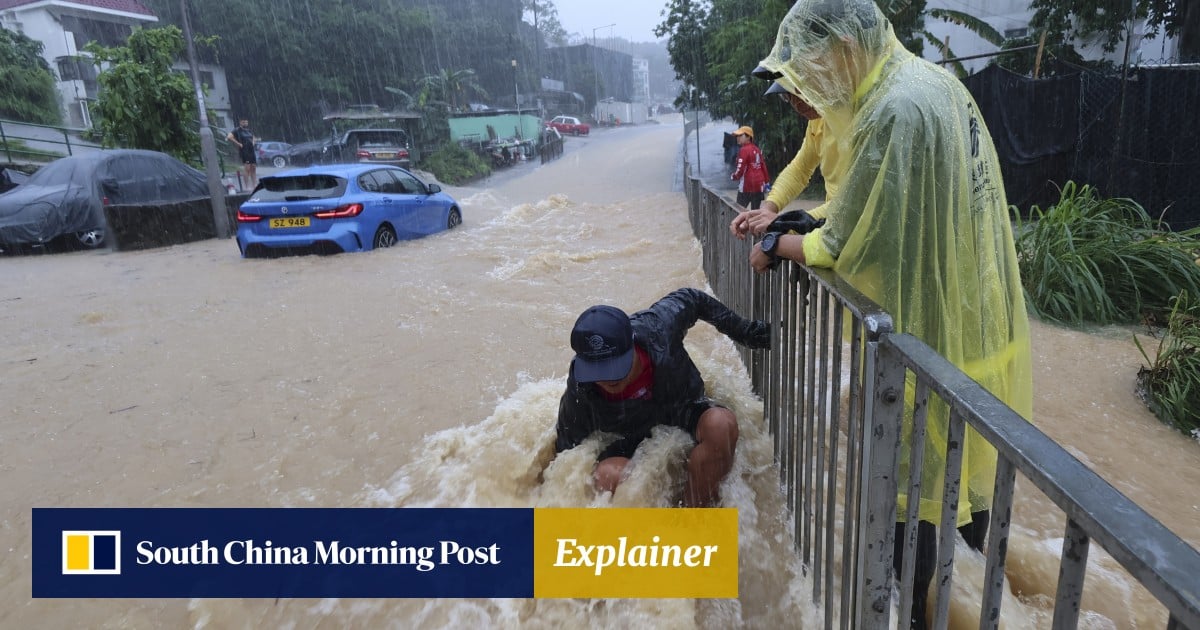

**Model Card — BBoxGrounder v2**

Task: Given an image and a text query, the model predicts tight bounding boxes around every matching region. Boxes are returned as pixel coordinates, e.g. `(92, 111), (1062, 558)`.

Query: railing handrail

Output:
(882, 332), (1200, 628)
(0, 117), (93, 135)
(803, 266), (894, 341)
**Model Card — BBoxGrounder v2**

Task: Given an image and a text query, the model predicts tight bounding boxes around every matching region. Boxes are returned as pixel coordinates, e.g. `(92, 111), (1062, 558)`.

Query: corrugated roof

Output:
(0, 0), (156, 17)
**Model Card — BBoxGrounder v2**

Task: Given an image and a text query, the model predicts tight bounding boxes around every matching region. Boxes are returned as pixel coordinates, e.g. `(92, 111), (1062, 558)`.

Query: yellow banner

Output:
(533, 508), (738, 598)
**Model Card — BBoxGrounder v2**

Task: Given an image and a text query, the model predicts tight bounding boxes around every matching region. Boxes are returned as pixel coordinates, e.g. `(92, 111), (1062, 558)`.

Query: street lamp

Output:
(592, 23), (615, 122)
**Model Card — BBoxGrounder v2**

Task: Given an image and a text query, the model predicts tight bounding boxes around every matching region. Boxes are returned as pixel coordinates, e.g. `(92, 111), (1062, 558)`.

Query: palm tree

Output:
(420, 69), (489, 112)
(922, 8), (1005, 78)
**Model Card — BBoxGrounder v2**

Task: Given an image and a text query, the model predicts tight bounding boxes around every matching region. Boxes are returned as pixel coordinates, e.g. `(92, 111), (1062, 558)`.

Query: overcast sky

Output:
(552, 0), (668, 43)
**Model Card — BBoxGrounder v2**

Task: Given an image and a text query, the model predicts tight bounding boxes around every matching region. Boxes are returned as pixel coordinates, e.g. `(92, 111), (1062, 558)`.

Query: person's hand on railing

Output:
(740, 319), (772, 349)
(730, 207), (780, 239)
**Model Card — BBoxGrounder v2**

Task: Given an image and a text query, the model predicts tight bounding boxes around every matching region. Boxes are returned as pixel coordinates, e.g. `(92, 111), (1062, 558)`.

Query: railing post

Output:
(857, 337), (905, 628)
(1, 122), (10, 163)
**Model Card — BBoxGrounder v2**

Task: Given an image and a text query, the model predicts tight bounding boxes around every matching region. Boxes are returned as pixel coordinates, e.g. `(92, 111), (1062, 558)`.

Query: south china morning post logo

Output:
(61, 530), (121, 575)
(33, 508), (534, 598)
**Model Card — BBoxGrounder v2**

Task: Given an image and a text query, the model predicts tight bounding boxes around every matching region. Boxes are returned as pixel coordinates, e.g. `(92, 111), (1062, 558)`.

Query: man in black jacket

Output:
(555, 288), (770, 507)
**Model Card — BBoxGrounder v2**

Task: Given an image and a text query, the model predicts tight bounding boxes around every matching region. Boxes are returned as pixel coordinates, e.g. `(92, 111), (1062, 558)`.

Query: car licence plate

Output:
(374, 152), (395, 159)
(269, 217), (310, 229)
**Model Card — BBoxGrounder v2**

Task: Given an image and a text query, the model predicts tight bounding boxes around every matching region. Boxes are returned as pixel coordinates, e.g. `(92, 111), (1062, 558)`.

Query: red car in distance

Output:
(546, 115), (590, 136)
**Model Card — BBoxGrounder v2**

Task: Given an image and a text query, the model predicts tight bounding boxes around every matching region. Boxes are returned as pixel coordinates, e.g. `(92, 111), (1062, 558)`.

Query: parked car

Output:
(235, 164), (461, 257)
(0, 167), (29, 194)
(0, 149), (211, 251)
(285, 129), (411, 168)
(256, 141), (293, 168)
(284, 140), (325, 167)
(546, 115), (590, 136)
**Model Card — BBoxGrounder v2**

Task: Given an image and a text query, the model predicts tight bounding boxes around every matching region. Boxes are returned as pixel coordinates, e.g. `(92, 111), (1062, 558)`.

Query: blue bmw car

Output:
(235, 164), (461, 257)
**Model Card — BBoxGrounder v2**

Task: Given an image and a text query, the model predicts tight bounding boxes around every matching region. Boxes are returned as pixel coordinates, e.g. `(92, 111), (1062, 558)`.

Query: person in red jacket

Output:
(730, 125), (769, 209)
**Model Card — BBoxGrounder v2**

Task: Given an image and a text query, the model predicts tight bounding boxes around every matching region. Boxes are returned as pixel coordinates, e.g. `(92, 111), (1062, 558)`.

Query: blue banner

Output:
(34, 508), (534, 598)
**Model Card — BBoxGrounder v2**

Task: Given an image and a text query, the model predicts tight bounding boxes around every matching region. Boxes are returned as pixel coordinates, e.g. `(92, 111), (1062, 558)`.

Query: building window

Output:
(57, 56), (98, 83)
(1005, 27), (1029, 39)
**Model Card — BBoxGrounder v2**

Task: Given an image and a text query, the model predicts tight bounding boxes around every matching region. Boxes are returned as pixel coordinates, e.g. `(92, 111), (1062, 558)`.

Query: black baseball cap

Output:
(570, 305), (635, 383)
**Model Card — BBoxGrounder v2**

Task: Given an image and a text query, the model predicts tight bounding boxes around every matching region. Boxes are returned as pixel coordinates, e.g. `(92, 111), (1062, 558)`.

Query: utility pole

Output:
(592, 23), (615, 122)
(180, 0), (229, 238)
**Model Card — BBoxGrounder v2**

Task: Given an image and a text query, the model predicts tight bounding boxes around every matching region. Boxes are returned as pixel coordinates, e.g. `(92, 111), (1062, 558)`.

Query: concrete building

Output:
(0, 0), (233, 130)
(631, 57), (650, 104)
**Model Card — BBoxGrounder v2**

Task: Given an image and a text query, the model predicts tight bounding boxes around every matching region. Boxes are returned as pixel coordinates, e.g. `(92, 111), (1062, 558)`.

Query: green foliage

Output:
(0, 29), (62, 125)
(1029, 0), (1199, 62)
(1135, 293), (1200, 435)
(422, 143), (490, 185)
(523, 0), (568, 46)
(1012, 181), (1200, 326)
(421, 69), (489, 112)
(1, 139), (62, 162)
(85, 26), (199, 160)
(139, 0), (534, 142)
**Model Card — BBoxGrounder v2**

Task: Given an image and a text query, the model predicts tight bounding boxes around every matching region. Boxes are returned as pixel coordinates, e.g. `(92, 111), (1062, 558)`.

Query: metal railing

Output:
(683, 163), (1200, 629)
(0, 118), (101, 163)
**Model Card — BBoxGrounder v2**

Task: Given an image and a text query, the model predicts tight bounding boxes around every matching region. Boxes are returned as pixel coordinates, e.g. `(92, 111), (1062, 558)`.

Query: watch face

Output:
(762, 233), (777, 254)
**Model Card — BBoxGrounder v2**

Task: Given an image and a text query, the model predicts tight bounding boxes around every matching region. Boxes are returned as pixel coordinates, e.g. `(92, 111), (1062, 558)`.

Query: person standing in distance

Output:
(226, 118), (257, 190)
(730, 126), (770, 209)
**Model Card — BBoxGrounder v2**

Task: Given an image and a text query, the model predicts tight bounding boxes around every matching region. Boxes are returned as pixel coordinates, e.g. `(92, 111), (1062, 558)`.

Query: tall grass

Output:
(1135, 293), (1200, 435)
(1014, 181), (1200, 436)
(1012, 181), (1200, 326)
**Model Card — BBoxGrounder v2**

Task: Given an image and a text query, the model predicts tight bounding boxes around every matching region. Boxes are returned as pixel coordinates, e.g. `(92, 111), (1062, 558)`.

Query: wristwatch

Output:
(760, 232), (784, 269)
(760, 231), (781, 259)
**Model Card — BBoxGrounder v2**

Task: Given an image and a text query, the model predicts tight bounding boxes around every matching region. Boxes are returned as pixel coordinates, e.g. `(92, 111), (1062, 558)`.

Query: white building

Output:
(0, 0), (232, 130)
(631, 57), (650, 104)
(922, 0), (1182, 74)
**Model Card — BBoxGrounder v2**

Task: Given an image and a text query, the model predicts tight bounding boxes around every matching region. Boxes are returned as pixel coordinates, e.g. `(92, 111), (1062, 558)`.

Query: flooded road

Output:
(2, 117), (1197, 628)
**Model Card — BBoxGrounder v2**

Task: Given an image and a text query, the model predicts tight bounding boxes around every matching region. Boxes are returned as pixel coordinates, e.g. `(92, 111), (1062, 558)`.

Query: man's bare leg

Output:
(683, 408), (739, 507)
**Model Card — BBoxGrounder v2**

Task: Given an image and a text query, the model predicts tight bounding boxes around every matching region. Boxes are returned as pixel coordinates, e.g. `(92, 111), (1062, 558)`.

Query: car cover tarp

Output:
(0, 149), (208, 245)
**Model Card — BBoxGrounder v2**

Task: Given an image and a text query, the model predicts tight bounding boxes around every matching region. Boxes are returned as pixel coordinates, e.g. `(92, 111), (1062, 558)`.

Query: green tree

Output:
(655, 0), (716, 111)
(85, 26), (198, 160)
(1029, 0), (1200, 62)
(139, 0), (526, 141)
(421, 68), (489, 112)
(523, 0), (568, 46)
(0, 29), (61, 125)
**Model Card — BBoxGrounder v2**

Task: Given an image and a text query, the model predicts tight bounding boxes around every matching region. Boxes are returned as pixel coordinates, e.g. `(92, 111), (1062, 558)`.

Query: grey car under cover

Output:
(0, 149), (209, 246)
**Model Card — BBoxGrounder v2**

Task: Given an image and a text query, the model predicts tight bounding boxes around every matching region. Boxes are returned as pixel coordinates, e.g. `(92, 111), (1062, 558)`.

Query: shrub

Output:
(422, 143), (490, 185)
(1012, 181), (1200, 326)
(1136, 293), (1200, 435)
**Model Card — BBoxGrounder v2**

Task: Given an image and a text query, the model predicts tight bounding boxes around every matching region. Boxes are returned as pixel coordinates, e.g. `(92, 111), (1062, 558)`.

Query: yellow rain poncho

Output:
(765, 117), (843, 220)
(759, 0), (1033, 526)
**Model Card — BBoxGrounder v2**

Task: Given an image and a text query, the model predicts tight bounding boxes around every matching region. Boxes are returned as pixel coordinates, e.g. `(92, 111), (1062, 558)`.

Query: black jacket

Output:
(555, 288), (769, 453)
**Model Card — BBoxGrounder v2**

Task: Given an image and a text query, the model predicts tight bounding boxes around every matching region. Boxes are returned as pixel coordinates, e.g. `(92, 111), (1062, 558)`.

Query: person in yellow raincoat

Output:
(730, 84), (844, 235)
(745, 1), (1033, 627)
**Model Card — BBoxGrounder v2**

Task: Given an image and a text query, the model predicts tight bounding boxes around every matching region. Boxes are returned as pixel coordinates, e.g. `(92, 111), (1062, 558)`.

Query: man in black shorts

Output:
(555, 288), (770, 506)
(226, 118), (257, 189)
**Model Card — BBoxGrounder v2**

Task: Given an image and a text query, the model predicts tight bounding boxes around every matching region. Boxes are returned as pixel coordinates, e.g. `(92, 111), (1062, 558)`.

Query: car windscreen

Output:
(251, 174), (347, 202)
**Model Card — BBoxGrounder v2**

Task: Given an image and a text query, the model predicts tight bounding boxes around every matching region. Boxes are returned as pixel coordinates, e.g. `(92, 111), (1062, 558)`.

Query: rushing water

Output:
(2, 117), (1197, 629)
